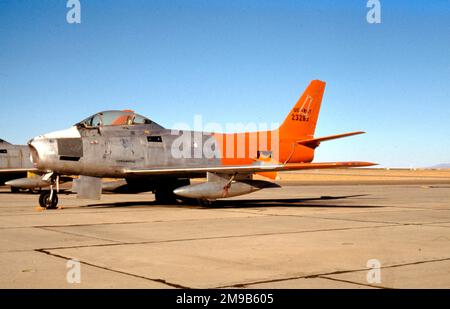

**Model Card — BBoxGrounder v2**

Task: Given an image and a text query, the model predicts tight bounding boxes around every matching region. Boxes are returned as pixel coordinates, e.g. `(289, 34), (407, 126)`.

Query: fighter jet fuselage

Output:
(26, 80), (375, 208)
(29, 122), (315, 178)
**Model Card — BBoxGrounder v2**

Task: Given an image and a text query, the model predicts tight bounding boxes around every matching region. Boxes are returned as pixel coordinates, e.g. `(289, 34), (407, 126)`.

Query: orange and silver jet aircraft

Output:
(28, 80), (375, 208)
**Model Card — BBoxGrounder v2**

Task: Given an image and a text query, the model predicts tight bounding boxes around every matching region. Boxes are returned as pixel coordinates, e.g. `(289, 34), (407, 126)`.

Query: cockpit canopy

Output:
(75, 110), (163, 129)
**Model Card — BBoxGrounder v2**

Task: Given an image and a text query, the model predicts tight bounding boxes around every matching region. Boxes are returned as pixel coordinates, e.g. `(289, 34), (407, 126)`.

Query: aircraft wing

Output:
(0, 168), (38, 174)
(125, 161), (376, 176)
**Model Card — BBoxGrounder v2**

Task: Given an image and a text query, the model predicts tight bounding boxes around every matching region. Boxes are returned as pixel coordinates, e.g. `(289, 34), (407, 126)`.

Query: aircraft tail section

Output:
(278, 80), (326, 141)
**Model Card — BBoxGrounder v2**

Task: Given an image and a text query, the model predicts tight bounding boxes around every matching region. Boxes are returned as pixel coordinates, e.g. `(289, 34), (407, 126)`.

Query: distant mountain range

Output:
(429, 163), (450, 169)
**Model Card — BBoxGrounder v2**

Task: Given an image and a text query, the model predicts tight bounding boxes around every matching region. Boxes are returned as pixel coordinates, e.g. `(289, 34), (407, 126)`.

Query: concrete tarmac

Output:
(0, 182), (449, 288)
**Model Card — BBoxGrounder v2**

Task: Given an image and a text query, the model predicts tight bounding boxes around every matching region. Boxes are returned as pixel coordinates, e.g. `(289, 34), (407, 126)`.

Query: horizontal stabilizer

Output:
(297, 131), (365, 149)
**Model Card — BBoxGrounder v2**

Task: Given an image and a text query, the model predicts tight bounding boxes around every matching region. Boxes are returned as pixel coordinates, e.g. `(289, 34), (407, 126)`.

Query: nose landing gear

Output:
(38, 173), (60, 209)
(39, 190), (59, 209)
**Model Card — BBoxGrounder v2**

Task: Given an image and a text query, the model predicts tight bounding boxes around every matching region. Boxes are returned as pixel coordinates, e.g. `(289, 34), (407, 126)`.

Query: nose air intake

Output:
(28, 140), (40, 166)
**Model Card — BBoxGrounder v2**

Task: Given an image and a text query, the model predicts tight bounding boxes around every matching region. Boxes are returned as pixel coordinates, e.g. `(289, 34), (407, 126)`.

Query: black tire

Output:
(197, 199), (212, 207)
(10, 187), (20, 193)
(39, 191), (59, 209)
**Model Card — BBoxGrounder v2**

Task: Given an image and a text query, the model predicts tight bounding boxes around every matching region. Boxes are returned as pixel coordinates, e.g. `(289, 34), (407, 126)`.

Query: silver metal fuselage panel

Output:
(31, 125), (222, 178)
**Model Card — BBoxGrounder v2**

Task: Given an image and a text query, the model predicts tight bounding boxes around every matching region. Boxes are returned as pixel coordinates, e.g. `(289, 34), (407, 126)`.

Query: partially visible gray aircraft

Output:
(0, 139), (128, 193)
(0, 139), (36, 192)
(27, 80), (376, 209)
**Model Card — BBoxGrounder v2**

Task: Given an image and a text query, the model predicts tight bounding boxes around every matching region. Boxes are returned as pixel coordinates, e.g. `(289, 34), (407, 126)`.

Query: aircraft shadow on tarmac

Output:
(84, 194), (383, 209)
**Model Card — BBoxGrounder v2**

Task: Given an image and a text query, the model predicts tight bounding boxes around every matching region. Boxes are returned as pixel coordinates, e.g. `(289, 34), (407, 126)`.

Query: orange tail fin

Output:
(278, 80), (326, 141)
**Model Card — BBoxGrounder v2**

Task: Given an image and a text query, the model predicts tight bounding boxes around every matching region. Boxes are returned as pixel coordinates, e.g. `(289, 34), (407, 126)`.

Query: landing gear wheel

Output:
(197, 199), (213, 207)
(10, 187), (20, 193)
(39, 191), (59, 209)
(154, 179), (190, 205)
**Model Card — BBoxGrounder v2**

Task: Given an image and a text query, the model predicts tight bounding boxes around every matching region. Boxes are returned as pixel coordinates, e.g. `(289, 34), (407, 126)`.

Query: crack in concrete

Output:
(35, 248), (190, 289)
(316, 276), (387, 289)
(426, 224), (450, 228)
(216, 257), (450, 289)
(0, 207), (163, 217)
(299, 215), (450, 226)
(0, 214), (265, 230)
(36, 226), (121, 244)
(36, 224), (398, 251)
(217, 208), (409, 225)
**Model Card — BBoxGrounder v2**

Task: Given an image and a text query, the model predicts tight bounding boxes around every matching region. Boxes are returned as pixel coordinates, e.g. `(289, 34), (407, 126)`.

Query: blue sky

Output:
(0, 0), (449, 167)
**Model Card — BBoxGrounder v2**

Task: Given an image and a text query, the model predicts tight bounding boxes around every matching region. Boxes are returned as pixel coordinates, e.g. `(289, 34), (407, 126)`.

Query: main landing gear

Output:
(154, 178), (190, 204)
(38, 173), (60, 209)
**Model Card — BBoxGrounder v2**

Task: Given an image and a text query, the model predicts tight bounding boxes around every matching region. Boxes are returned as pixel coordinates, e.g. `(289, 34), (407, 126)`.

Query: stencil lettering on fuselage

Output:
(291, 94), (313, 122)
